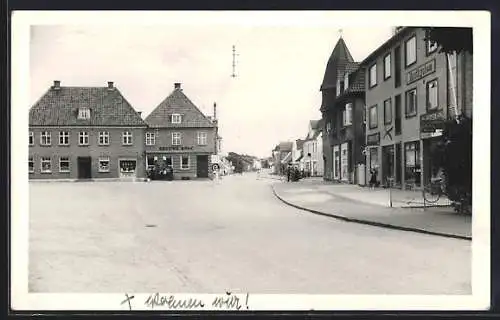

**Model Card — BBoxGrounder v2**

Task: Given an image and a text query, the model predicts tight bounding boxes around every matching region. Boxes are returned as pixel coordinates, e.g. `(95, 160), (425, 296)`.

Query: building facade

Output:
(361, 27), (473, 189)
(29, 81), (147, 180)
(302, 120), (324, 177)
(320, 37), (366, 183)
(144, 83), (217, 180)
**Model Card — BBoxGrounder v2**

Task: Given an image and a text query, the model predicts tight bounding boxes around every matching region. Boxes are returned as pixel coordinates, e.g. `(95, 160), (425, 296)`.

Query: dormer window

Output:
(78, 107), (91, 120)
(171, 114), (182, 124)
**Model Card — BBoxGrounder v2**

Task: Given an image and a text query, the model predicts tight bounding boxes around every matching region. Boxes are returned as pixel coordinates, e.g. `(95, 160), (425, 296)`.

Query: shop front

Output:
(382, 145), (395, 186)
(420, 110), (446, 187)
(404, 141), (421, 189)
(366, 132), (380, 184)
(340, 142), (349, 182)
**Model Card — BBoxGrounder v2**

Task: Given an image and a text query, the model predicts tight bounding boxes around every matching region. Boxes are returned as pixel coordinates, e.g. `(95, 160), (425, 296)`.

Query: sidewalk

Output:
(272, 179), (471, 240)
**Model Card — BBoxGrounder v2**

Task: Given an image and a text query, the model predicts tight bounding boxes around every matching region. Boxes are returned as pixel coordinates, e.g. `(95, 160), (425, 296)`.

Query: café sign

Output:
(159, 146), (194, 151)
(406, 59), (436, 85)
(420, 110), (446, 133)
(366, 132), (380, 146)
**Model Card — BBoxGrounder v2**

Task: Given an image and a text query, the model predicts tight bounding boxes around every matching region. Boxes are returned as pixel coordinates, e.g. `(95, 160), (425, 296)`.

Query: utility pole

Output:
(231, 45), (238, 78)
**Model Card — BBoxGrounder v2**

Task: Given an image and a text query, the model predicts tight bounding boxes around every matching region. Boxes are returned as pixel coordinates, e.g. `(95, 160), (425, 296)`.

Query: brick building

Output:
(360, 27), (473, 189)
(29, 81), (147, 180)
(144, 83), (217, 179)
(320, 37), (366, 183)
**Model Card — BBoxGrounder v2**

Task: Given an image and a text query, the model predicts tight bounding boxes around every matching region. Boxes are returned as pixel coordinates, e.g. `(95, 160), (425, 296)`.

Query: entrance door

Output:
(197, 155), (209, 178)
(77, 156), (92, 179)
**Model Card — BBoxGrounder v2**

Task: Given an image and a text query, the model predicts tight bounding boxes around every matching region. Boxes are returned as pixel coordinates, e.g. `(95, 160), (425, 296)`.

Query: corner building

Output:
(29, 81), (147, 180)
(360, 27), (472, 189)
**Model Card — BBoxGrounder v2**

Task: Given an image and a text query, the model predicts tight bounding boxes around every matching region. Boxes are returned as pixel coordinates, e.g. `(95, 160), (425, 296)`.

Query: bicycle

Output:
(423, 178), (445, 204)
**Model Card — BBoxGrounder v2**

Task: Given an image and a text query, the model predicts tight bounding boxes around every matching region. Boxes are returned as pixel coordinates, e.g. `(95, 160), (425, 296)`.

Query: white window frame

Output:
(29, 157), (34, 173)
(405, 36), (417, 66)
(40, 131), (51, 146)
(384, 53), (391, 79)
(99, 156), (110, 172)
(59, 156), (70, 173)
(40, 157), (52, 173)
(172, 114), (182, 124)
(427, 39), (438, 54)
(343, 103), (353, 126)
(384, 98), (392, 125)
(344, 73), (349, 90)
(122, 131), (133, 145)
(197, 132), (207, 145)
(180, 155), (190, 170)
(79, 131), (89, 145)
(369, 64), (377, 87)
(426, 79), (439, 110)
(406, 88), (417, 116)
(145, 132), (156, 146)
(369, 105), (378, 129)
(172, 132), (182, 145)
(29, 131), (34, 146)
(78, 107), (91, 120)
(59, 131), (70, 145)
(99, 131), (110, 145)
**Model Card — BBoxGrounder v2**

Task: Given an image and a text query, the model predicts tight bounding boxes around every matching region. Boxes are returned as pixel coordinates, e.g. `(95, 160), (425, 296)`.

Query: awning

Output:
(281, 152), (292, 164)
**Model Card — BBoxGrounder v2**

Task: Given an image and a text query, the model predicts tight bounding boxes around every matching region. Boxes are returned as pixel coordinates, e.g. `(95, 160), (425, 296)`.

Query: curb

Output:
(271, 185), (471, 241)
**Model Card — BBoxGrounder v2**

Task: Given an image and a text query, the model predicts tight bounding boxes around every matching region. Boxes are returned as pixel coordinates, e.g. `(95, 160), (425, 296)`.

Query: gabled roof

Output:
(29, 82), (146, 127)
(320, 37), (355, 91)
(145, 84), (215, 128)
(278, 141), (293, 152)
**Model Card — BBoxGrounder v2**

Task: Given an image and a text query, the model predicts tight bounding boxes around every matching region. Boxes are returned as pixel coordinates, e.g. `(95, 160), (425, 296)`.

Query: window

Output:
(59, 157), (70, 173)
(41, 157), (51, 173)
(119, 160), (136, 173)
(343, 103), (353, 126)
(384, 53), (391, 79)
(99, 157), (110, 172)
(384, 98), (392, 125)
(29, 157), (34, 173)
(344, 73), (349, 90)
(122, 131), (133, 145)
(172, 132), (182, 145)
(197, 132), (207, 145)
(40, 131), (51, 146)
(369, 64), (377, 88)
(171, 114), (182, 124)
(405, 141), (421, 186)
(369, 147), (379, 172)
(79, 131), (89, 145)
(98, 131), (109, 145)
(426, 79), (439, 110)
(369, 105), (378, 129)
(145, 132), (155, 145)
(326, 122), (331, 134)
(427, 39), (438, 54)
(405, 36), (417, 66)
(78, 107), (91, 120)
(180, 155), (190, 169)
(405, 88), (417, 117)
(59, 131), (70, 145)
(29, 131), (34, 146)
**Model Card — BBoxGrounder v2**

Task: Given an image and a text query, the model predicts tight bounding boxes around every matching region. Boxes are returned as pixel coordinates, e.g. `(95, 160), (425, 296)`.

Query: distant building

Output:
(272, 141), (293, 175)
(29, 81), (147, 180)
(144, 83), (218, 179)
(303, 120), (325, 177)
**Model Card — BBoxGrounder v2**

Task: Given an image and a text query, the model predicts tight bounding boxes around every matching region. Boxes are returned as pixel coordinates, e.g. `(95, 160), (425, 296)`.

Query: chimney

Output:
(53, 80), (61, 90)
(213, 102), (217, 120)
(174, 83), (181, 90)
(107, 81), (114, 90)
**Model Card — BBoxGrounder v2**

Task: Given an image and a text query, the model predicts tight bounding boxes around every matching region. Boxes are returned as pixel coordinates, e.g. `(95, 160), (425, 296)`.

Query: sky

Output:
(29, 13), (396, 159)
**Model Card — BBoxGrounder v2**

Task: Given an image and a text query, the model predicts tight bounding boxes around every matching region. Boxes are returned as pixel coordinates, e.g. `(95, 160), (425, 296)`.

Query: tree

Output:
(424, 27), (473, 54)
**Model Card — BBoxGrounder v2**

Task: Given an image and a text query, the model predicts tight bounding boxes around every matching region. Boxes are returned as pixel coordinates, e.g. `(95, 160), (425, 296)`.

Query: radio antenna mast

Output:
(231, 45), (238, 78)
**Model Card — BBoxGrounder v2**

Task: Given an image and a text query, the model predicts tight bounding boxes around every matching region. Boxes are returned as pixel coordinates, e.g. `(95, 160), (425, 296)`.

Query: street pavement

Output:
(29, 172), (471, 294)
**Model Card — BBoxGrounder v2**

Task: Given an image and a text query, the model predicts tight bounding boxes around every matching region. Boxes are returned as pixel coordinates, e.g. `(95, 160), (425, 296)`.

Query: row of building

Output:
(271, 26), (473, 190)
(29, 81), (223, 180)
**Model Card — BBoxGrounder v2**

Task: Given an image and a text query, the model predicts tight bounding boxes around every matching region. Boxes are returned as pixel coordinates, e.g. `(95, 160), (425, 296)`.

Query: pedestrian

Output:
(287, 165), (292, 182)
(369, 169), (377, 189)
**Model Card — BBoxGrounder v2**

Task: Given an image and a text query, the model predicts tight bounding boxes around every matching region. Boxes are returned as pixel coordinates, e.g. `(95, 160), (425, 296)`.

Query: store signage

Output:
(420, 110), (446, 133)
(367, 132), (380, 146)
(406, 59), (436, 85)
(159, 146), (194, 151)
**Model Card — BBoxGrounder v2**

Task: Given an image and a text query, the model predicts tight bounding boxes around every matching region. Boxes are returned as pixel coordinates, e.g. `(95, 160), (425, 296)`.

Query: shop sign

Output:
(420, 110), (446, 133)
(406, 59), (436, 85)
(159, 146), (194, 151)
(367, 132), (380, 146)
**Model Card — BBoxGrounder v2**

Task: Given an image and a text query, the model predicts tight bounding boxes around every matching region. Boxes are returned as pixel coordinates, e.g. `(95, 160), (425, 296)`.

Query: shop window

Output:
(384, 98), (392, 125)
(99, 157), (110, 172)
(369, 105), (378, 129)
(99, 131), (110, 145)
(405, 35), (417, 67)
(369, 147), (379, 172)
(59, 156), (70, 173)
(405, 142), (421, 187)
(180, 156), (190, 170)
(369, 63), (377, 88)
(29, 157), (34, 173)
(405, 88), (417, 117)
(120, 160), (136, 173)
(426, 79), (439, 110)
(41, 157), (51, 173)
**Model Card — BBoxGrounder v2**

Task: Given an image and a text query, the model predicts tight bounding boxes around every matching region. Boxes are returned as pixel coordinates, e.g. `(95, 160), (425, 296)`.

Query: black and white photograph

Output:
(11, 11), (490, 311)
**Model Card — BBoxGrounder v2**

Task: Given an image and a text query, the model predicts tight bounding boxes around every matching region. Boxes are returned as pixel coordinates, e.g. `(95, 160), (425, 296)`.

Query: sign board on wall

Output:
(159, 146), (194, 151)
(420, 110), (446, 133)
(406, 59), (436, 85)
(367, 132), (380, 146)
